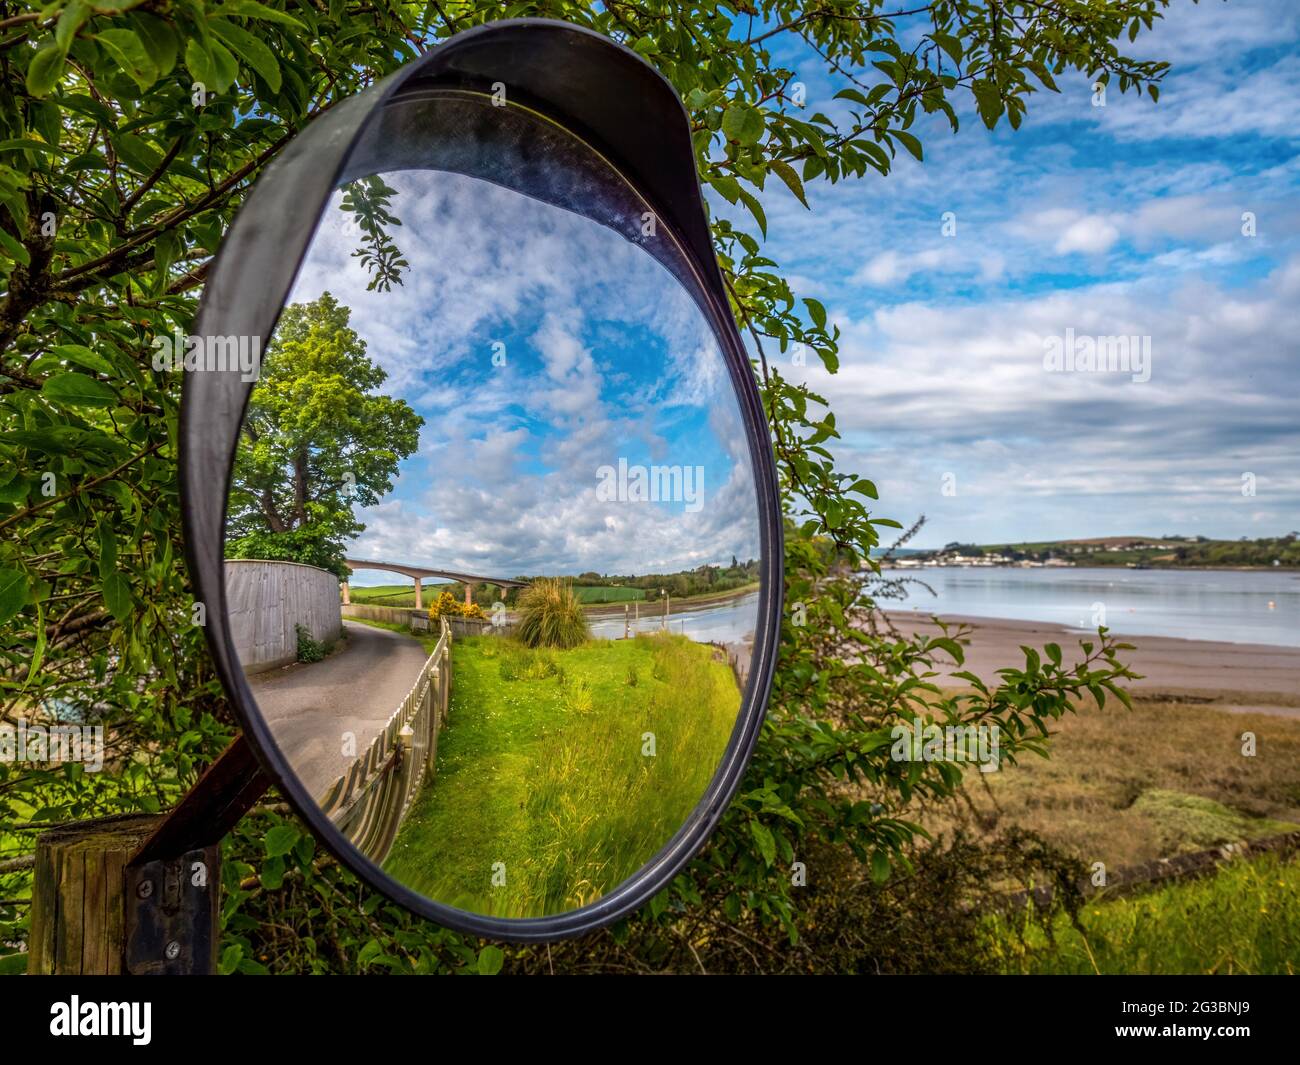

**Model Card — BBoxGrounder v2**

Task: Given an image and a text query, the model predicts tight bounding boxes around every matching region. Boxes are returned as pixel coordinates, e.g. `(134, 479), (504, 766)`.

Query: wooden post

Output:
(28, 813), (159, 975)
(426, 665), (440, 772)
(442, 621), (452, 722)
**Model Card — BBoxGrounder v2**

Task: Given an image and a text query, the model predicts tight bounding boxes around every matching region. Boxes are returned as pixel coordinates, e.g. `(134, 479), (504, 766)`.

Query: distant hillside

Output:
(918, 534), (1300, 569)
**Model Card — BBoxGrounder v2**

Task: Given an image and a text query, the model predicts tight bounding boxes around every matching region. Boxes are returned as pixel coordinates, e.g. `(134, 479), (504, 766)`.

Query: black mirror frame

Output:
(182, 17), (783, 942)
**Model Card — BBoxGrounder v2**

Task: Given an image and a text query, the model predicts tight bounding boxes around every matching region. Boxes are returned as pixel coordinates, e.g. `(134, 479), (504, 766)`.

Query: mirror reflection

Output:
(223, 162), (761, 917)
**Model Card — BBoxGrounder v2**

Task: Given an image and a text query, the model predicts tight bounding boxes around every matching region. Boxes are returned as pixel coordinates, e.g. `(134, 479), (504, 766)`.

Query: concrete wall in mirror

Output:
(222, 165), (762, 918)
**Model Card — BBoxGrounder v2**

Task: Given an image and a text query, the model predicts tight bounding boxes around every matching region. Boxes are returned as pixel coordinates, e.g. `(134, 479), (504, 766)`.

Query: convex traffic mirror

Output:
(183, 19), (781, 940)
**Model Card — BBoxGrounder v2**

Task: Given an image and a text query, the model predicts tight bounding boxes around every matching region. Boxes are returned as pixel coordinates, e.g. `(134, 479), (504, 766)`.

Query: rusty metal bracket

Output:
(125, 846), (220, 975)
(123, 735), (271, 975)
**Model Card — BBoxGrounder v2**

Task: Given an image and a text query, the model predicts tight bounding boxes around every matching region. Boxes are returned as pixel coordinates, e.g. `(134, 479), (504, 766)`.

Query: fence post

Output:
(425, 665), (439, 773)
(28, 814), (158, 974)
(28, 813), (219, 976)
(441, 619), (451, 723)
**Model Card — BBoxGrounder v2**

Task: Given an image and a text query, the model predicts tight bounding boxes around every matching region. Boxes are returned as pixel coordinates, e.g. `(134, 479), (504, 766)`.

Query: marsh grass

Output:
(985, 850), (1300, 974)
(383, 633), (739, 916)
(514, 579), (589, 650)
(936, 692), (1300, 868)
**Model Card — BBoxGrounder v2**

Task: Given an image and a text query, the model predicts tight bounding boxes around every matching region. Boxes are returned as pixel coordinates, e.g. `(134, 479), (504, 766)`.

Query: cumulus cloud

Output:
(276, 169), (763, 579)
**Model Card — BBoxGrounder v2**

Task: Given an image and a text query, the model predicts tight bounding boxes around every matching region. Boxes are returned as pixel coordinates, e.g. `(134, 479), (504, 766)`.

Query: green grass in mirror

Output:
(571, 586), (646, 603)
(382, 634), (739, 917)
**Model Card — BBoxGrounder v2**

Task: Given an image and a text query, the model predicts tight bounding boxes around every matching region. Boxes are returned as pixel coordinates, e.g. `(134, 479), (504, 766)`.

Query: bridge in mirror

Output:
(342, 558), (529, 610)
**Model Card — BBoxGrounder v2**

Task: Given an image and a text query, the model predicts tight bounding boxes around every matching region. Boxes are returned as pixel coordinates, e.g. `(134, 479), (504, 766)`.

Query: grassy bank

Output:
(940, 693), (1300, 868)
(985, 850), (1300, 974)
(383, 633), (740, 916)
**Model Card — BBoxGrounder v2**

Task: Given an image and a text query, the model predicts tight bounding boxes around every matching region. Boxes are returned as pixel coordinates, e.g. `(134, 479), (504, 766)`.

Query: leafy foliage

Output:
(0, 1), (1175, 972)
(224, 294), (422, 578)
(294, 622), (325, 663)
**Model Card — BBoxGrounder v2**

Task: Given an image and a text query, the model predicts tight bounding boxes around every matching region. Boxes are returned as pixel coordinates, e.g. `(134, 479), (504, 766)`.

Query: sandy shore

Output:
(885, 610), (1300, 712)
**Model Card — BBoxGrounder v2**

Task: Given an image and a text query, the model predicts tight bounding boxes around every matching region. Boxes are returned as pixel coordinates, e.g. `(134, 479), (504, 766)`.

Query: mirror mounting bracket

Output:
(123, 736), (269, 975)
(129, 735), (270, 868)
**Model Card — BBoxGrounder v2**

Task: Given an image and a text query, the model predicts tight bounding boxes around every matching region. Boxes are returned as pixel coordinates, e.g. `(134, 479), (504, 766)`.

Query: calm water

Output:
(589, 590), (760, 645)
(883, 566), (1300, 648)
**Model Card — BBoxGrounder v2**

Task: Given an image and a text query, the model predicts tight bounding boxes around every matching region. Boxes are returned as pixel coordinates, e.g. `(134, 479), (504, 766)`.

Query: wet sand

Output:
(886, 610), (1300, 711)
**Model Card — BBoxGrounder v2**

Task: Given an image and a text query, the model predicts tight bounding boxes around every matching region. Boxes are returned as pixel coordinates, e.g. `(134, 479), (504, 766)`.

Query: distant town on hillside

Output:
(885, 534), (1300, 571)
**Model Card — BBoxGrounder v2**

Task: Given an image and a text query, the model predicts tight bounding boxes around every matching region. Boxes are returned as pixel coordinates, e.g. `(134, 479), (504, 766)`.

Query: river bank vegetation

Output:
(384, 633), (739, 916)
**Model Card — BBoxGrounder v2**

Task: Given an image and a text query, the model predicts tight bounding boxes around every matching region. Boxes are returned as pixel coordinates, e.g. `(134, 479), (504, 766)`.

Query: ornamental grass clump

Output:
(515, 578), (589, 650)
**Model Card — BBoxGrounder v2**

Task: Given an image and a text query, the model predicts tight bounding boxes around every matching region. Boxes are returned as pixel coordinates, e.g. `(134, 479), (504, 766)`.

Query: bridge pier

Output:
(464, 581), (474, 607)
(413, 578), (422, 610)
(341, 581), (350, 605)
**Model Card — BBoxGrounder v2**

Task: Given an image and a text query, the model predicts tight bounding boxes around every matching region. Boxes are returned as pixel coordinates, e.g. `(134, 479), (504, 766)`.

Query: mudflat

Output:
(886, 610), (1300, 710)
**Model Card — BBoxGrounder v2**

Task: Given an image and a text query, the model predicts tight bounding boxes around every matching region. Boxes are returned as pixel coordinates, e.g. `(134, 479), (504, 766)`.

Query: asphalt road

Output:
(247, 621), (430, 801)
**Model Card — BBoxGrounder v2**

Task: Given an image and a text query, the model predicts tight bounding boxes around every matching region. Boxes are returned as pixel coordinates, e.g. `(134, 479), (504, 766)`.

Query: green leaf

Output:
(737, 188), (767, 238)
(0, 952), (28, 975)
(52, 343), (114, 375)
(26, 599), (46, 685)
(870, 849), (892, 884)
(130, 12), (179, 78)
(721, 103), (765, 146)
(0, 476), (29, 504)
(0, 569), (30, 627)
(211, 19), (282, 92)
(259, 855), (285, 889)
(26, 43), (67, 98)
(94, 29), (158, 92)
(770, 159), (808, 208)
(218, 944), (243, 975)
(0, 226), (30, 267)
(214, 0), (309, 31)
(749, 819), (776, 865)
(208, 39), (240, 94)
(111, 133), (164, 177)
(102, 570), (132, 621)
(476, 945), (504, 975)
(893, 129), (923, 162)
(56, 2), (91, 53)
(264, 824), (300, 858)
(184, 38), (217, 92)
(803, 297), (827, 331)
(709, 172), (741, 204)
(42, 372), (115, 407)
(97, 520), (118, 577)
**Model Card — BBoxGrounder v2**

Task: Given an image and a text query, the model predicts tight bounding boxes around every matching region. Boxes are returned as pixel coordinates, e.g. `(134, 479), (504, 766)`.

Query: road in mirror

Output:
(222, 164), (761, 917)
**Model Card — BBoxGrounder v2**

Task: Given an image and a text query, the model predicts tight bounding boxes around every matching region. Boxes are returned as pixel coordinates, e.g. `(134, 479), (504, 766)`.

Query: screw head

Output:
(136, 879), (154, 899)
(165, 941), (181, 960)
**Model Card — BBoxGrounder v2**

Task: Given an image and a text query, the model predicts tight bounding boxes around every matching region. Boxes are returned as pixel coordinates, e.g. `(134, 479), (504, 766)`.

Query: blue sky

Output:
(744, 0), (1300, 548)
(285, 169), (761, 584)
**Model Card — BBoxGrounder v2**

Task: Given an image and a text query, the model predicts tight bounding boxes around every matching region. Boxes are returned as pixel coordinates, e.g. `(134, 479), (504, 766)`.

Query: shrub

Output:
(514, 579), (589, 650)
(295, 624), (326, 663)
(427, 589), (462, 620)
(427, 589), (488, 622)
